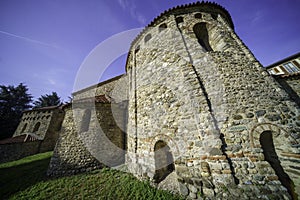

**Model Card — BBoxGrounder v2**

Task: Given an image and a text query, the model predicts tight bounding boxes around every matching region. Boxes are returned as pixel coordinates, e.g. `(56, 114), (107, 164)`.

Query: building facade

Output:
(267, 52), (300, 107)
(47, 2), (300, 199)
(0, 106), (64, 163)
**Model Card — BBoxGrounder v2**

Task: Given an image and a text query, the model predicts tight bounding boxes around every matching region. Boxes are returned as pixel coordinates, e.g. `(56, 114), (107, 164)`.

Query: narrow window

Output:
(33, 122), (41, 132)
(284, 62), (299, 73)
(159, 23), (167, 32)
(135, 45), (140, 54)
(153, 140), (175, 183)
(195, 13), (202, 19)
(21, 123), (27, 133)
(211, 13), (218, 20)
(193, 23), (213, 51)
(279, 65), (289, 74)
(292, 60), (300, 68)
(175, 16), (183, 24)
(144, 34), (151, 43)
(274, 68), (280, 73)
(80, 109), (91, 133)
(260, 131), (296, 198)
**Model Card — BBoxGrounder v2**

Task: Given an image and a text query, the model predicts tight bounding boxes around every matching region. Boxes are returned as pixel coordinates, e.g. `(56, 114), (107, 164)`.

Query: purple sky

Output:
(0, 0), (299, 101)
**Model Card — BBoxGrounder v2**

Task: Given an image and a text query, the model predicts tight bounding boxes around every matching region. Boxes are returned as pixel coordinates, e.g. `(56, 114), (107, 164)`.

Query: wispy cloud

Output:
(117, 0), (146, 25)
(251, 10), (264, 25)
(0, 30), (58, 48)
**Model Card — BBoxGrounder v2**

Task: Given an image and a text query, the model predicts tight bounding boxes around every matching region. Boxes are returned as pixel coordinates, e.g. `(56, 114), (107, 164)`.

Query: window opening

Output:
(80, 109), (91, 133)
(193, 23), (213, 51)
(175, 16), (183, 24)
(159, 23), (167, 32)
(195, 13), (202, 19)
(283, 62), (299, 73)
(33, 122), (41, 132)
(211, 13), (218, 20)
(144, 34), (152, 43)
(21, 123), (27, 133)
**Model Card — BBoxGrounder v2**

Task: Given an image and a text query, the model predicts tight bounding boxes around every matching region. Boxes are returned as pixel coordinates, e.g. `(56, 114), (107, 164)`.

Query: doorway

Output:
(153, 140), (175, 183)
(260, 131), (296, 199)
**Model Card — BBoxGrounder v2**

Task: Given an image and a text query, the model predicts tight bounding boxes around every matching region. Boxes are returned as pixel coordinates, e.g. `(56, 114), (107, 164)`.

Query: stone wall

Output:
(47, 100), (127, 176)
(125, 2), (300, 199)
(72, 75), (126, 100)
(276, 75), (300, 107)
(0, 107), (64, 163)
(14, 106), (64, 140)
(0, 136), (61, 164)
(0, 141), (41, 163)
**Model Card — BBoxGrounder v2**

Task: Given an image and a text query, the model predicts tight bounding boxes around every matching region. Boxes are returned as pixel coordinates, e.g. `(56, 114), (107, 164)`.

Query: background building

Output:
(267, 52), (300, 107)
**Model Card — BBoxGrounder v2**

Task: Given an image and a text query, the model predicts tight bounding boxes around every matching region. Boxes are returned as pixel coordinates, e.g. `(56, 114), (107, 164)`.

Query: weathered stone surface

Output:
(124, 2), (300, 199)
(157, 172), (180, 194)
(41, 2), (300, 200)
(178, 182), (189, 196)
(0, 106), (64, 163)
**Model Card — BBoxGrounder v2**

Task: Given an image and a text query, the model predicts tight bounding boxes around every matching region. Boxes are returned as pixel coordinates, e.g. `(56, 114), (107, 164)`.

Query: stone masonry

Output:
(0, 106), (64, 163)
(48, 75), (128, 176)
(47, 1), (300, 199)
(125, 2), (300, 199)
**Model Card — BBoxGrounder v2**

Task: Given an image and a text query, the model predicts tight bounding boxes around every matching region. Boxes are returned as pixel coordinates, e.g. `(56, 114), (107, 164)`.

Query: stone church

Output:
(9, 1), (300, 199)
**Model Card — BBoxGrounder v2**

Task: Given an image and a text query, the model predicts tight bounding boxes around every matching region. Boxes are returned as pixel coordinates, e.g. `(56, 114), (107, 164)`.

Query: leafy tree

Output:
(33, 92), (62, 108)
(0, 83), (33, 139)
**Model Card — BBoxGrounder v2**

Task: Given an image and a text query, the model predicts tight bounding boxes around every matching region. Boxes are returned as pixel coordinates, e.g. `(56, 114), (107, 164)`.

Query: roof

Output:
(72, 74), (124, 96)
(130, 1), (234, 48)
(23, 105), (62, 113)
(73, 94), (111, 104)
(126, 1), (234, 71)
(266, 52), (300, 69)
(273, 72), (300, 78)
(0, 134), (40, 144)
(62, 94), (112, 110)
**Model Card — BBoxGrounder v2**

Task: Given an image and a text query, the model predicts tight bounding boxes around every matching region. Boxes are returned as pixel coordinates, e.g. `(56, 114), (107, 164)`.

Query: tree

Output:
(0, 83), (33, 139)
(33, 92), (62, 108)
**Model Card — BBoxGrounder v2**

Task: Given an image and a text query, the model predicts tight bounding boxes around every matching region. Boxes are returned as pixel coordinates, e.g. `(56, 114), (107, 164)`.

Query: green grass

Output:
(0, 151), (53, 199)
(0, 152), (183, 200)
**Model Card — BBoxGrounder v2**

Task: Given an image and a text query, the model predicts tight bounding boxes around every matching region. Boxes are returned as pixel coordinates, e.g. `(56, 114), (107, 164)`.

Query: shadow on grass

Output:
(0, 156), (51, 199)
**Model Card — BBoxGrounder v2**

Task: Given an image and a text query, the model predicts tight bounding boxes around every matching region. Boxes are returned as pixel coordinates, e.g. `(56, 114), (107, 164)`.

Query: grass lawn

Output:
(0, 152), (183, 200)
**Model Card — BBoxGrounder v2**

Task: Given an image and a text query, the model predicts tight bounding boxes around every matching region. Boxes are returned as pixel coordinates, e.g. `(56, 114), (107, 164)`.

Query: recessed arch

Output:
(144, 34), (152, 43)
(194, 13), (202, 19)
(153, 140), (175, 183)
(211, 13), (218, 20)
(260, 131), (296, 199)
(33, 122), (41, 132)
(80, 109), (91, 133)
(193, 22), (213, 52)
(175, 16), (183, 24)
(21, 123), (27, 133)
(158, 23), (167, 32)
(135, 45), (140, 54)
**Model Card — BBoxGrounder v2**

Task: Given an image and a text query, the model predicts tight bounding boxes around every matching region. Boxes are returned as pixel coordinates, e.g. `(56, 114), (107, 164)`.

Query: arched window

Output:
(159, 23), (167, 32)
(193, 23), (213, 52)
(80, 109), (91, 133)
(135, 45), (140, 54)
(21, 123), (27, 133)
(175, 16), (183, 24)
(211, 13), (218, 20)
(260, 131), (296, 198)
(194, 13), (202, 19)
(33, 122), (41, 132)
(153, 140), (175, 183)
(144, 34), (152, 43)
